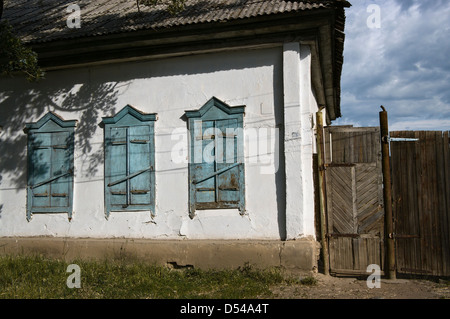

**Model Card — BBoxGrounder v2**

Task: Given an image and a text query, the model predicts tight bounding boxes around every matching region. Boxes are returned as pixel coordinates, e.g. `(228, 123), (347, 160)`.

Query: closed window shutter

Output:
(102, 105), (157, 218)
(194, 120), (216, 204)
(106, 125), (153, 210)
(193, 119), (242, 206)
(49, 131), (71, 207)
(30, 131), (71, 209)
(109, 127), (127, 207)
(129, 125), (151, 205)
(186, 97), (246, 217)
(25, 112), (76, 221)
(216, 119), (240, 203)
(30, 132), (52, 207)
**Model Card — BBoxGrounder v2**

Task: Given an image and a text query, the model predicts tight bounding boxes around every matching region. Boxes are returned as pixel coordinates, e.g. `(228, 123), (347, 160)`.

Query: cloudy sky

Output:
(334, 0), (450, 131)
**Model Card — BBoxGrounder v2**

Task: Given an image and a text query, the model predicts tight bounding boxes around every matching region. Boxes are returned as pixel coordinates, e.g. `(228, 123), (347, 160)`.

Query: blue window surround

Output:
(185, 97), (246, 219)
(101, 105), (157, 219)
(24, 112), (77, 221)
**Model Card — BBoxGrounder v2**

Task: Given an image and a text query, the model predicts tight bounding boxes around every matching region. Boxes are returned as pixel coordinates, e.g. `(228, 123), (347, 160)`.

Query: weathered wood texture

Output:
(391, 131), (450, 277)
(323, 126), (384, 275)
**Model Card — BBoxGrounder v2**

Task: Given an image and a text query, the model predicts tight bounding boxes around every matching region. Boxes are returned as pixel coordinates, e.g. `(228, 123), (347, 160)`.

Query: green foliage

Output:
(0, 20), (44, 82)
(0, 1), (185, 82)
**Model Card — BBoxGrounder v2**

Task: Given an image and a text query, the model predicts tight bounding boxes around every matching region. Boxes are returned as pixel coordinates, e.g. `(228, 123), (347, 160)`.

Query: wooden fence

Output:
(390, 131), (450, 277)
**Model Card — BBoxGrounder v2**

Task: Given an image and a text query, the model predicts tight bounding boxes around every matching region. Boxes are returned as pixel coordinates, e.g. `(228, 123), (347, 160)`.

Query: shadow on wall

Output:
(0, 42), (279, 191)
(0, 75), (119, 191)
(0, 34), (287, 238)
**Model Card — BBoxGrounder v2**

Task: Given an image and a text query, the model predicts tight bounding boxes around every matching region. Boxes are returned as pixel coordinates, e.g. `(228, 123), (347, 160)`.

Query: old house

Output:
(0, 0), (350, 272)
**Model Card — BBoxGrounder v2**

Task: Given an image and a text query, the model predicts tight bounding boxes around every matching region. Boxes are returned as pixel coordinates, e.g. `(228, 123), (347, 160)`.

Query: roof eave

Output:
(28, 7), (346, 121)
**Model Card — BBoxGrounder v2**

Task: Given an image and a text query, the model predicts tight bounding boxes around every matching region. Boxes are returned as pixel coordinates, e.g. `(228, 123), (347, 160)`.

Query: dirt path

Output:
(271, 273), (450, 299)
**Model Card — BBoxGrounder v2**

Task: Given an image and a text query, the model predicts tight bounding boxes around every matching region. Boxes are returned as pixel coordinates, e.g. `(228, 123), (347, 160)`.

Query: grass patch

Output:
(299, 276), (318, 286)
(0, 255), (288, 299)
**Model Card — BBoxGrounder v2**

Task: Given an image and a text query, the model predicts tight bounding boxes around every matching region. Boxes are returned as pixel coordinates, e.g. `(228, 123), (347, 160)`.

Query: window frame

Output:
(101, 105), (157, 219)
(185, 97), (246, 218)
(24, 112), (77, 221)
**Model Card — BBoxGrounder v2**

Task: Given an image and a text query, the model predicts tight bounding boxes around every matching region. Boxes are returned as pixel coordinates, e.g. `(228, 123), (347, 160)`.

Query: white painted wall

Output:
(0, 45), (319, 240)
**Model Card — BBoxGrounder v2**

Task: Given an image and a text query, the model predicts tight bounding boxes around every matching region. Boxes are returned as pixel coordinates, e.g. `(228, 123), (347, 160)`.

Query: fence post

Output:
(316, 111), (330, 275)
(379, 106), (396, 280)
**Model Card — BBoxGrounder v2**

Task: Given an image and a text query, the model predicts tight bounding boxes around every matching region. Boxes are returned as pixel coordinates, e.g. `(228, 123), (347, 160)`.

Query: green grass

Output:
(0, 255), (291, 299)
(299, 276), (318, 286)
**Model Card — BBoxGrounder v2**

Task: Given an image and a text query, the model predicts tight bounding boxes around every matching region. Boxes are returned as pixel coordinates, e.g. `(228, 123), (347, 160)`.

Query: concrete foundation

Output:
(0, 237), (319, 274)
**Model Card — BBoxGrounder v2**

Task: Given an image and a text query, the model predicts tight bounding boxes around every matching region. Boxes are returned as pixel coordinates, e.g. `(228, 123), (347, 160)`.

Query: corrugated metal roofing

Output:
(2, 0), (350, 43)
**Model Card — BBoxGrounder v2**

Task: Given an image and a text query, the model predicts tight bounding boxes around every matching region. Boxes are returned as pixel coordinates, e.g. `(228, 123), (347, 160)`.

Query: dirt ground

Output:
(271, 273), (450, 299)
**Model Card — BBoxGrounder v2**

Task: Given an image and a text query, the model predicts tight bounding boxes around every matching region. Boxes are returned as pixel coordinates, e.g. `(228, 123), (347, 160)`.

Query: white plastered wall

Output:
(0, 44), (319, 240)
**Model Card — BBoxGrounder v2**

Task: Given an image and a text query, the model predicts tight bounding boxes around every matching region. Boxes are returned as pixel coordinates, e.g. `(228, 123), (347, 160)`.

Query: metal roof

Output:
(3, 0), (350, 43)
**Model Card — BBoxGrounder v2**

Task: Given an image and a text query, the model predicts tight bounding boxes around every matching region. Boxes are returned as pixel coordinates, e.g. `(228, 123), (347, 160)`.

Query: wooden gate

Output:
(321, 126), (384, 275)
(391, 131), (450, 277)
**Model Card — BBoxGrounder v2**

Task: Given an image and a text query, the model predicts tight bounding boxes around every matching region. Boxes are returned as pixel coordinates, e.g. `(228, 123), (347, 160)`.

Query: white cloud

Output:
(337, 0), (450, 131)
(390, 119), (450, 132)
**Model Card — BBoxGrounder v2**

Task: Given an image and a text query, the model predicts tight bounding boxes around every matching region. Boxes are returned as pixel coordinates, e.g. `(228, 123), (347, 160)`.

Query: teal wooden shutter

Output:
(30, 132), (52, 208)
(216, 119), (241, 204)
(49, 131), (71, 208)
(25, 113), (77, 221)
(186, 97), (245, 218)
(102, 105), (157, 219)
(193, 120), (216, 205)
(129, 125), (152, 206)
(108, 127), (127, 208)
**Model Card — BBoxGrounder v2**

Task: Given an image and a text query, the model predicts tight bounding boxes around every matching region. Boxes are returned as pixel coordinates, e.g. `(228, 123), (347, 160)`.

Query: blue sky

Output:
(334, 0), (450, 131)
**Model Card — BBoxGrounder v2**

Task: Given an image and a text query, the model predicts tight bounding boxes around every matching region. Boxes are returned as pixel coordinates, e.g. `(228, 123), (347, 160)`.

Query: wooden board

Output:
(391, 131), (450, 277)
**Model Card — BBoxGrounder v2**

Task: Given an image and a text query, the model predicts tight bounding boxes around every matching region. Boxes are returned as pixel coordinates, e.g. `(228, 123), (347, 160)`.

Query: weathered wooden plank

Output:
(325, 166), (334, 235)
(429, 131), (442, 275)
(333, 131), (345, 163)
(417, 132), (432, 272)
(329, 167), (355, 234)
(433, 131), (445, 276)
(342, 237), (354, 270)
(407, 133), (421, 274)
(413, 130), (425, 274)
(326, 126), (379, 133)
(324, 128), (332, 164)
(391, 132), (404, 272)
(391, 131), (419, 274)
(442, 132), (450, 275)
(352, 237), (361, 270)
(404, 131), (416, 274)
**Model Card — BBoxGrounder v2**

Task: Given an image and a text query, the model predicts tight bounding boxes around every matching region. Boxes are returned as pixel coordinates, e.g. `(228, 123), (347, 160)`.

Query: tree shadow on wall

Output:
(0, 77), (120, 191)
